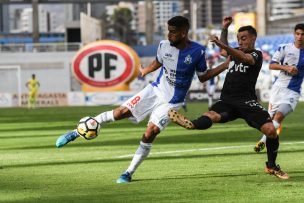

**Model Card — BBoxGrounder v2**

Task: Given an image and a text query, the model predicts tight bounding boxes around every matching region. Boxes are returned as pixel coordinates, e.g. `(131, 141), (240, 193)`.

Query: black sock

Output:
(191, 116), (213, 130)
(266, 136), (279, 168)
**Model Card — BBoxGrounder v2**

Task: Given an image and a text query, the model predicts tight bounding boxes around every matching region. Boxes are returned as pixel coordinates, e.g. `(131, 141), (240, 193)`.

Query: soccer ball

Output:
(77, 116), (100, 140)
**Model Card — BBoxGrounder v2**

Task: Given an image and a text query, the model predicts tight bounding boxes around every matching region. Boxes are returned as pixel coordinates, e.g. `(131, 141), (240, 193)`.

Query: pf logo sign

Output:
(72, 40), (139, 91)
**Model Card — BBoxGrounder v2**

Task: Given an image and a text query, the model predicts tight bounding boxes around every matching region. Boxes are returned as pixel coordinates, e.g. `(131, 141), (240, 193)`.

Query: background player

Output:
(254, 23), (304, 152)
(205, 58), (220, 110)
(26, 74), (40, 109)
(169, 16), (289, 179)
(56, 16), (230, 183)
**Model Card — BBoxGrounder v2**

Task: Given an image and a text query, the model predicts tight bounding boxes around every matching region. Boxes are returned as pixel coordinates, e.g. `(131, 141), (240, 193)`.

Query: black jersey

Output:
(220, 49), (263, 101)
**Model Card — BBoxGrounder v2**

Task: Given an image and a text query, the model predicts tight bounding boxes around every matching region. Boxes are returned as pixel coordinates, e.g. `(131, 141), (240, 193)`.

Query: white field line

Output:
(116, 141), (304, 158)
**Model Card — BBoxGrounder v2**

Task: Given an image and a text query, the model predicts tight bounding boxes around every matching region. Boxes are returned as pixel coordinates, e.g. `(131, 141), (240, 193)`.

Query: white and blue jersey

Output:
(152, 40), (207, 104)
(271, 43), (304, 94)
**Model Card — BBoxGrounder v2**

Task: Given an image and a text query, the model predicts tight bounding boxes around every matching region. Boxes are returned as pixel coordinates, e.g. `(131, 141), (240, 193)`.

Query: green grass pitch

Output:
(1, 103), (304, 203)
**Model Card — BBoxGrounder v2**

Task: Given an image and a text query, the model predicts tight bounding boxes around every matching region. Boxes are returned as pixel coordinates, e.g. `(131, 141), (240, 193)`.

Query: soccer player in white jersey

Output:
(205, 59), (219, 110)
(254, 23), (304, 153)
(55, 16), (230, 183)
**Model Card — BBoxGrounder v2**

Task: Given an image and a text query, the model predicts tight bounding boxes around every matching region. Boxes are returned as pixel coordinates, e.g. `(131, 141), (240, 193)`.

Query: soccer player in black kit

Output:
(169, 16), (289, 179)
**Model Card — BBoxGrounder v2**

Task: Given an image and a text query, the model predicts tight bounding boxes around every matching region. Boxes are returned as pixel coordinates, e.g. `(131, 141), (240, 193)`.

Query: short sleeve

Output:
(156, 42), (163, 64)
(250, 51), (261, 64)
(196, 49), (208, 76)
(270, 45), (285, 64)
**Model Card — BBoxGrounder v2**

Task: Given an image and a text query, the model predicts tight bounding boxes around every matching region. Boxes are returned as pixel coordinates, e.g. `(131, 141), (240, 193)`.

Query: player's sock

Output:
(126, 141), (152, 175)
(272, 120), (282, 135)
(272, 120), (280, 130)
(208, 97), (212, 109)
(266, 136), (279, 168)
(191, 116), (213, 130)
(260, 120), (280, 143)
(94, 110), (115, 124)
(260, 135), (267, 143)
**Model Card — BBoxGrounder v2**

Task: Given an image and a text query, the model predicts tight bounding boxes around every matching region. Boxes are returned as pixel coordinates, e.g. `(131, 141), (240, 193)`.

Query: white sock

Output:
(272, 120), (280, 129)
(94, 110), (115, 124)
(260, 120), (280, 143)
(126, 141), (152, 175)
(208, 97), (212, 108)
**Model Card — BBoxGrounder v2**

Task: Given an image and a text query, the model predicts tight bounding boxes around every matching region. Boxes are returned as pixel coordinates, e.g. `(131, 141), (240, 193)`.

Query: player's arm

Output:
(269, 62), (298, 76)
(219, 16), (233, 57)
(269, 47), (298, 75)
(216, 75), (220, 87)
(210, 35), (255, 65)
(139, 59), (162, 77)
(198, 57), (230, 83)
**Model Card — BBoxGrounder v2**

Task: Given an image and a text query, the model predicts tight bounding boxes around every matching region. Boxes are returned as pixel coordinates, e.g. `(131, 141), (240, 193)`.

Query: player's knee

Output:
(149, 125), (160, 135)
(261, 123), (277, 138)
(142, 126), (160, 143)
(203, 111), (221, 122)
(113, 106), (132, 119)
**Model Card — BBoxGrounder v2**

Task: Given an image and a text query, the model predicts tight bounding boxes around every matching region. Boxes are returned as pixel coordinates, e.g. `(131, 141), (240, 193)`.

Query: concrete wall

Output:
(0, 52), (75, 94)
(0, 51), (154, 94)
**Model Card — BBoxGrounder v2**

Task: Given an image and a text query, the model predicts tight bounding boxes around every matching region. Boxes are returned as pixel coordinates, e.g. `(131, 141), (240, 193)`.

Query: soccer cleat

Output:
(116, 171), (132, 183)
(265, 163), (289, 180)
(254, 141), (265, 153)
(56, 130), (79, 148)
(168, 109), (194, 129)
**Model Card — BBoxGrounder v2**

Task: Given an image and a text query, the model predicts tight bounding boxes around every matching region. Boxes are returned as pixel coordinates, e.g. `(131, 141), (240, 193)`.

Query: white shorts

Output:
(268, 85), (300, 116)
(122, 84), (182, 131)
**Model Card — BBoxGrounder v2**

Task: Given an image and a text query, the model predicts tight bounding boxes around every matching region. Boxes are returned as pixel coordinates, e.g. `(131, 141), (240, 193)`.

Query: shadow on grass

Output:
(2, 148), (304, 169)
(136, 170), (304, 183)
(139, 172), (259, 182)
(2, 130), (304, 150)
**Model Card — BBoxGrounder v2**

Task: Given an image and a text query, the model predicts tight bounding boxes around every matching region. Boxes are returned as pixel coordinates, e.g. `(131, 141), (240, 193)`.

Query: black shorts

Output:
(210, 99), (272, 130)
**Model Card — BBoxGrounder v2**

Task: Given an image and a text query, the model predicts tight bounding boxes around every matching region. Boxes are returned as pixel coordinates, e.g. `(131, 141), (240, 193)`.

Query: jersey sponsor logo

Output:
(165, 53), (172, 57)
(72, 40), (139, 88)
(163, 53), (174, 61)
(184, 54), (192, 65)
(287, 53), (295, 56)
(228, 60), (249, 73)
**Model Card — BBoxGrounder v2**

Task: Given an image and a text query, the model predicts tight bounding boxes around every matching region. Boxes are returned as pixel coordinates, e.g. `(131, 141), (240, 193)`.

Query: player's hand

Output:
(286, 66), (298, 76)
(209, 35), (220, 43)
(222, 16), (232, 29)
(138, 64), (146, 77)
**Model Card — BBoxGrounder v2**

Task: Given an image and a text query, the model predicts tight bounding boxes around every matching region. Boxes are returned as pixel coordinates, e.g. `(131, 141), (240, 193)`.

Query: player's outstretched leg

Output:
(56, 110), (115, 148)
(254, 122), (282, 153)
(168, 109), (194, 129)
(56, 130), (79, 148)
(116, 171), (132, 183)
